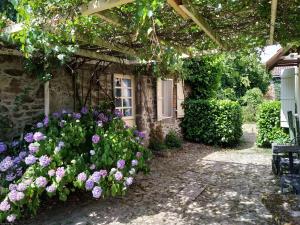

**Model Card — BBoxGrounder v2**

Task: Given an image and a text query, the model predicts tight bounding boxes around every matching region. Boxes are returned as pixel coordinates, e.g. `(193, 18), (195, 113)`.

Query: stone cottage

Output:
(0, 49), (187, 141)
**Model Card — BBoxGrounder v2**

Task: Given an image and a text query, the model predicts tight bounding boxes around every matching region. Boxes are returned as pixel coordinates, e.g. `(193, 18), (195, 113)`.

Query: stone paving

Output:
(21, 124), (295, 225)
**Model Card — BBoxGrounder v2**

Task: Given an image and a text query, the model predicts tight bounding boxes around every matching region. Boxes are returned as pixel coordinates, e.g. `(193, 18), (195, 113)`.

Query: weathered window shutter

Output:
(281, 68), (296, 128)
(177, 80), (185, 118)
(157, 78), (163, 121)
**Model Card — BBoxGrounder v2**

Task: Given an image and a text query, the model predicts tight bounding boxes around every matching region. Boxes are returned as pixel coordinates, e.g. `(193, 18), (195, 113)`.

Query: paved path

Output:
(23, 124), (287, 225)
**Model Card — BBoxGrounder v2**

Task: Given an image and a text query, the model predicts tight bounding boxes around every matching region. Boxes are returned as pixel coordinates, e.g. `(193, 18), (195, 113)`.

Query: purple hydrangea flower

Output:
(81, 107), (88, 114)
(28, 143), (40, 154)
(73, 112), (81, 119)
(8, 190), (24, 202)
(131, 159), (138, 167)
(99, 169), (107, 178)
(91, 171), (101, 183)
(43, 117), (49, 126)
(0, 200), (10, 212)
(48, 169), (55, 177)
(9, 184), (17, 191)
(35, 176), (48, 188)
(56, 167), (65, 181)
(92, 186), (102, 199)
(85, 179), (94, 190)
(136, 152), (142, 159)
(138, 132), (145, 139)
(11, 140), (19, 148)
(0, 157), (13, 172)
(13, 156), (21, 165)
(114, 109), (123, 118)
(19, 151), (27, 159)
(0, 142), (7, 153)
(16, 167), (23, 177)
(17, 183), (27, 192)
(39, 155), (51, 167)
(92, 134), (100, 144)
(114, 171), (123, 181)
(117, 159), (126, 169)
(24, 155), (37, 165)
(36, 122), (44, 128)
(33, 132), (46, 142)
(77, 172), (87, 182)
(46, 184), (56, 193)
(6, 214), (16, 223)
(125, 177), (134, 186)
(98, 113), (108, 123)
(24, 133), (34, 143)
(6, 173), (16, 182)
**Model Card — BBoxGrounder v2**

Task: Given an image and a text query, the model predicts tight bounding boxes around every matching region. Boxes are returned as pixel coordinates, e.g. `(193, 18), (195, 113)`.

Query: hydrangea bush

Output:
(0, 108), (150, 223)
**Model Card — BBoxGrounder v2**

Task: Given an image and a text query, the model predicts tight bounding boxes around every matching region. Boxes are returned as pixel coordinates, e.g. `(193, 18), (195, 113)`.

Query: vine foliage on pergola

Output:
(0, 0), (300, 79)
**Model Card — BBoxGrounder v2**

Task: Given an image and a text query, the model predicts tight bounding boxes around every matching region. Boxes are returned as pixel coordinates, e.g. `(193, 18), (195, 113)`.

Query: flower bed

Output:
(0, 108), (150, 223)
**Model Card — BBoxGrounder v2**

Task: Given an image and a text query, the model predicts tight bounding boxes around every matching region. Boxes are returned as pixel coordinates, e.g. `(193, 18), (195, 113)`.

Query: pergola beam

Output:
(80, 0), (134, 16)
(93, 11), (121, 26)
(167, 0), (189, 20)
(269, 0), (278, 45)
(76, 49), (135, 64)
(180, 0), (226, 49)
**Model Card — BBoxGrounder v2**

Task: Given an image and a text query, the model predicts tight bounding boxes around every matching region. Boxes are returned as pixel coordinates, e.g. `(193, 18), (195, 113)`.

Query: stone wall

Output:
(0, 54), (183, 142)
(136, 75), (182, 140)
(0, 55), (44, 140)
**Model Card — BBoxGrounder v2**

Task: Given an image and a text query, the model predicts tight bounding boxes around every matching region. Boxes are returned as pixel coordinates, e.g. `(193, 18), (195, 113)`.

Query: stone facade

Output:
(0, 55), (183, 141)
(0, 55), (44, 140)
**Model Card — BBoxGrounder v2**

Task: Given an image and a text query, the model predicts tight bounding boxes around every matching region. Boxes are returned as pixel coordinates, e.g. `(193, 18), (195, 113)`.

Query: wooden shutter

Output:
(157, 78), (163, 121)
(177, 80), (185, 118)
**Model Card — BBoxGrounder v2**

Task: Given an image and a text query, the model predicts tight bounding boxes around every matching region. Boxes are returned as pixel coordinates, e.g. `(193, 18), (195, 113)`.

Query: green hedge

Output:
(257, 101), (290, 147)
(181, 99), (243, 146)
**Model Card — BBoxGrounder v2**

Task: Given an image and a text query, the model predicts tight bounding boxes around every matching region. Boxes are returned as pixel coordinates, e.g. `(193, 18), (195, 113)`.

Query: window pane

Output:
(115, 98), (122, 107)
(115, 78), (121, 87)
(123, 99), (132, 107)
(123, 108), (132, 117)
(123, 79), (132, 88)
(124, 89), (132, 97)
(115, 88), (121, 97)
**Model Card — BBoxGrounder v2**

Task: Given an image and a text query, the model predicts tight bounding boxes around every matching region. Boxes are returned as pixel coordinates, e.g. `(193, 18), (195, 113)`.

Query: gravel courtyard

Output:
(21, 124), (300, 225)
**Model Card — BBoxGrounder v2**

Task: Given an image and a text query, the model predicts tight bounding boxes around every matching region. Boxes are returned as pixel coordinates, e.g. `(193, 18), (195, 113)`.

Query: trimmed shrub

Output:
(165, 130), (182, 149)
(181, 99), (243, 146)
(257, 101), (290, 147)
(0, 108), (151, 223)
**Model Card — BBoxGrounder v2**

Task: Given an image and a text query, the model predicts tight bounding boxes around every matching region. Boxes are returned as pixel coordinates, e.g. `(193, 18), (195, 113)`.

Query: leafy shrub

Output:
(257, 101), (290, 147)
(0, 108), (151, 223)
(241, 88), (264, 122)
(241, 88), (263, 106)
(181, 99), (243, 146)
(217, 88), (237, 101)
(165, 130), (182, 149)
(149, 124), (166, 151)
(183, 57), (222, 99)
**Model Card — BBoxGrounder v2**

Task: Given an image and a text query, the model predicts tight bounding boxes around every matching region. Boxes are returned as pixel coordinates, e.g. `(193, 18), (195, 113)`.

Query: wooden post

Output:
(44, 81), (50, 116)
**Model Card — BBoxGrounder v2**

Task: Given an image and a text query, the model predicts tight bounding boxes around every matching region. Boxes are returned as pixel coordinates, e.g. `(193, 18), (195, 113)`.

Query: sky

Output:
(260, 44), (281, 63)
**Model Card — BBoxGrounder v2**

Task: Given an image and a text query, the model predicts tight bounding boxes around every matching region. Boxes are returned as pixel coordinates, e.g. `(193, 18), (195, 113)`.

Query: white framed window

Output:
(114, 74), (135, 119)
(157, 78), (173, 120)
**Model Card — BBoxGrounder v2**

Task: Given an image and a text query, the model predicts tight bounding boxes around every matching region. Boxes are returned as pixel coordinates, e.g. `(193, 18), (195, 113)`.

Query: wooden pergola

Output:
(2, 0), (284, 63)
